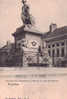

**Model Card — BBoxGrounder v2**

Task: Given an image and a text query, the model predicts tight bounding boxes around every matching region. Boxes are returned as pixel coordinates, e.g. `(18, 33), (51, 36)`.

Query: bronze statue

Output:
(21, 0), (35, 28)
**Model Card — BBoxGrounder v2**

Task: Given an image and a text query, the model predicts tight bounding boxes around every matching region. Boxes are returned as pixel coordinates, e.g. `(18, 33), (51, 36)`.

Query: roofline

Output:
(44, 33), (67, 41)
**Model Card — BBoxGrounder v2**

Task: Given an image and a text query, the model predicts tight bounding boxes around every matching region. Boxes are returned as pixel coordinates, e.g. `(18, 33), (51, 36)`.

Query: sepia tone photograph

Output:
(0, 1), (67, 99)
(0, 0), (67, 67)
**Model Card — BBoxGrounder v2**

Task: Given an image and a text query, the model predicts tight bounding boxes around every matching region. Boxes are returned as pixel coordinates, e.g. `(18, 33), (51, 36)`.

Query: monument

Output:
(12, 0), (52, 67)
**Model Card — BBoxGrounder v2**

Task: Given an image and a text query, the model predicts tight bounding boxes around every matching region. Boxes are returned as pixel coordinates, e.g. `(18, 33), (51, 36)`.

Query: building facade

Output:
(44, 24), (67, 67)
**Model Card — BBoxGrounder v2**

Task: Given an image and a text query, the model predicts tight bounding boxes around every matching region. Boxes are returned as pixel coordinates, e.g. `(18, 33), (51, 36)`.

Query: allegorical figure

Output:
(21, 0), (35, 28)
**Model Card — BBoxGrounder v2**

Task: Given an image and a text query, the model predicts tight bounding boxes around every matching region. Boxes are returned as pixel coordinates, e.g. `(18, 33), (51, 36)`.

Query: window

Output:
(61, 48), (64, 57)
(48, 45), (50, 48)
(56, 43), (59, 46)
(52, 49), (55, 57)
(48, 50), (51, 56)
(57, 49), (59, 57)
(52, 44), (55, 47)
(61, 42), (64, 46)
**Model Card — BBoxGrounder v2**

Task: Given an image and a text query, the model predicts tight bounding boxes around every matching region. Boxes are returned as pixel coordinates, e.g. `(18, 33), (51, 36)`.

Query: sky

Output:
(0, 0), (67, 47)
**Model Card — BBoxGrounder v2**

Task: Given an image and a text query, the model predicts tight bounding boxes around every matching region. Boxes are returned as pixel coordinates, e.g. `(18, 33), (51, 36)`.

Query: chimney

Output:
(49, 23), (57, 32)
